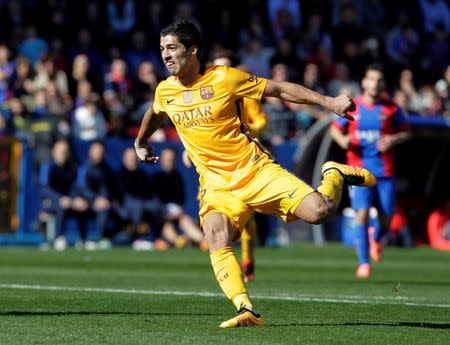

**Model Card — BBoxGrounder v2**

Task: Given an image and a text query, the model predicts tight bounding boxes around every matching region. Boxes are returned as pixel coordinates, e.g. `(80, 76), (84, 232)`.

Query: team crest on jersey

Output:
(183, 90), (193, 104)
(200, 85), (214, 100)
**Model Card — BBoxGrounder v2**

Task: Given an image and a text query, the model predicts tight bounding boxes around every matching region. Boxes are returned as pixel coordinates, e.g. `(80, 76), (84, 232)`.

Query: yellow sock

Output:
(317, 168), (344, 206)
(210, 246), (252, 310)
(241, 218), (256, 263)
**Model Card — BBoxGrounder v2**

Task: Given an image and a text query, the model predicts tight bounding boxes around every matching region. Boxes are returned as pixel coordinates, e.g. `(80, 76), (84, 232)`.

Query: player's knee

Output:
(309, 202), (333, 224)
(295, 193), (335, 224)
(356, 210), (370, 225)
(202, 213), (232, 252)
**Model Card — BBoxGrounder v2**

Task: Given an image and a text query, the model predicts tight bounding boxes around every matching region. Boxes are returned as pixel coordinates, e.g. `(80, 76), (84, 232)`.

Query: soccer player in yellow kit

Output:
(135, 21), (376, 328)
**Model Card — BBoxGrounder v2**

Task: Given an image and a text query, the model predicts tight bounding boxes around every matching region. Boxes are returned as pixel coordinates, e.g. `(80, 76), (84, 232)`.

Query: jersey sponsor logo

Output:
(172, 106), (214, 128)
(183, 90), (193, 104)
(199, 85), (214, 100)
(355, 129), (380, 143)
(247, 75), (259, 83)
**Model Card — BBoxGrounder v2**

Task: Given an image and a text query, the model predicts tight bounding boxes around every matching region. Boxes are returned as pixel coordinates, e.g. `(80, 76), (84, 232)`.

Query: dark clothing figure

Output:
(39, 159), (76, 236)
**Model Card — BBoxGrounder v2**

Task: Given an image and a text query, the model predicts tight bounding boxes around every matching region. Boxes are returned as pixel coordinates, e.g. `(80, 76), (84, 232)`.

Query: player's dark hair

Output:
(365, 64), (384, 75)
(161, 21), (202, 59)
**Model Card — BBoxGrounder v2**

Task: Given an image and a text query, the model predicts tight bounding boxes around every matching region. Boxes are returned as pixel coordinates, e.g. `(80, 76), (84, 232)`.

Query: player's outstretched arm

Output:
(264, 79), (356, 120)
(134, 107), (167, 164)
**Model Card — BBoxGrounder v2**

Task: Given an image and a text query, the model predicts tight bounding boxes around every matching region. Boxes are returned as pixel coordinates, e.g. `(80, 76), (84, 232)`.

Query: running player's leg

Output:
(369, 178), (396, 262)
(351, 186), (373, 278)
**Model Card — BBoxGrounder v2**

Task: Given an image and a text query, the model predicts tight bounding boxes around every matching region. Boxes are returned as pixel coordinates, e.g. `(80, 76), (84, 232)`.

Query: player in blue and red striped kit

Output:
(330, 64), (410, 278)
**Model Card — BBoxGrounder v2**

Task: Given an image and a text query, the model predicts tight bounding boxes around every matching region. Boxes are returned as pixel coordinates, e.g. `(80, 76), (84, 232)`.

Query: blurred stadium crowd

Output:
(0, 0), (449, 249)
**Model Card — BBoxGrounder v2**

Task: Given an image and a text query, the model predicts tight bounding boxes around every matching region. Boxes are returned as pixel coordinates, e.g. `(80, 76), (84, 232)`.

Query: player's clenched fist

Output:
(328, 94), (356, 121)
(134, 140), (159, 164)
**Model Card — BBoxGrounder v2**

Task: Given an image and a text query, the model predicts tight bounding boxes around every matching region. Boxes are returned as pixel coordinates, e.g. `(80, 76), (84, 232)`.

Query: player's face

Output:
(362, 70), (384, 98)
(160, 35), (196, 77)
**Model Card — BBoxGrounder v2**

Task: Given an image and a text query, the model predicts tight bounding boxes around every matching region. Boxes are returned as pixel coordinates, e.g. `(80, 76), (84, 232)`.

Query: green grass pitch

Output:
(0, 244), (449, 344)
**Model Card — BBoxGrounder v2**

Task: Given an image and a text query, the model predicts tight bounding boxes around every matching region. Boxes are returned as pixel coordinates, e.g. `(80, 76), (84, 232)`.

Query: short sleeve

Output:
(225, 67), (267, 101)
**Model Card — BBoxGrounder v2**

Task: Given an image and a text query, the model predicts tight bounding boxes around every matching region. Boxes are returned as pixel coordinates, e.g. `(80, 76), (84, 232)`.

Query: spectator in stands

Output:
(267, 0), (302, 43)
(270, 38), (301, 80)
(240, 40), (273, 79)
(30, 90), (70, 171)
(239, 13), (272, 48)
(419, 0), (450, 34)
(435, 64), (450, 114)
(327, 62), (361, 98)
(419, 85), (444, 116)
(262, 63), (297, 144)
(397, 69), (422, 113)
(73, 141), (114, 249)
(2, 98), (31, 141)
(125, 31), (162, 78)
(34, 55), (69, 98)
(68, 54), (98, 100)
(45, 80), (71, 118)
(72, 100), (106, 142)
(425, 23), (450, 79)
(73, 80), (94, 108)
(332, 4), (364, 60)
(0, 45), (14, 104)
(9, 56), (35, 101)
(68, 29), (104, 78)
(291, 63), (329, 133)
(39, 140), (77, 251)
(297, 13), (333, 63)
(117, 147), (167, 250)
(385, 12), (419, 72)
(152, 147), (206, 250)
(18, 26), (48, 67)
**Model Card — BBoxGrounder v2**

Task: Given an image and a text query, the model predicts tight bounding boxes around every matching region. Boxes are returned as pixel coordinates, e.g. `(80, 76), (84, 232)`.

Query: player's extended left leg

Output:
(203, 212), (264, 328)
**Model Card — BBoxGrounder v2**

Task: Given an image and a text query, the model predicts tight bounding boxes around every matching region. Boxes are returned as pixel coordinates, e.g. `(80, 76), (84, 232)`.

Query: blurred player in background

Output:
(330, 64), (410, 278)
(135, 21), (376, 328)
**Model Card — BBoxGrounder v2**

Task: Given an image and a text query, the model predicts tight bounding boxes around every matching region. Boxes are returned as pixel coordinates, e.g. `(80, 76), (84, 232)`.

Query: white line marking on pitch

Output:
(0, 284), (449, 309)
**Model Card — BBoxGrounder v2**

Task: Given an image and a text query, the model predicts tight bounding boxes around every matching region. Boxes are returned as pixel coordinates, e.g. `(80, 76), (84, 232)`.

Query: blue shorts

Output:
(349, 177), (396, 216)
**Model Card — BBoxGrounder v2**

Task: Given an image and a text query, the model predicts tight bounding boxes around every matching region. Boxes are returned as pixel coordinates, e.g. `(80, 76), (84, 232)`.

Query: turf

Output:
(0, 244), (449, 345)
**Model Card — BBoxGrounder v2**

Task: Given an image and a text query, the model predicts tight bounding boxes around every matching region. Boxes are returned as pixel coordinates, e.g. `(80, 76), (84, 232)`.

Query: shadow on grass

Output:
(1, 311), (220, 317)
(268, 321), (450, 329)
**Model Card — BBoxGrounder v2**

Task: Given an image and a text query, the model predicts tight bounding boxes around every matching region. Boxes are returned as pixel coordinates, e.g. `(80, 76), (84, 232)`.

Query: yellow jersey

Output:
(153, 66), (271, 190)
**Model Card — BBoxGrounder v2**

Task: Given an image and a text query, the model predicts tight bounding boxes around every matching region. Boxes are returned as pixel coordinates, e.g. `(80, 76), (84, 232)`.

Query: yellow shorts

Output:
(199, 161), (315, 233)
